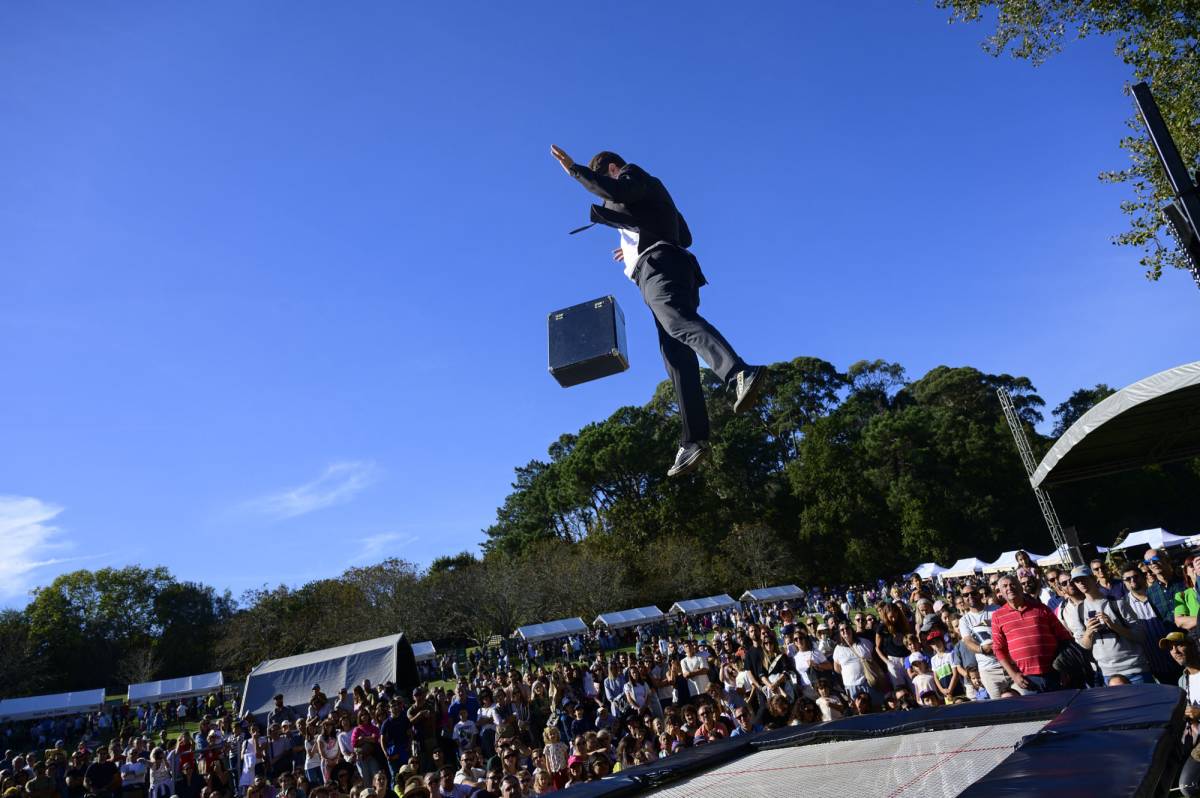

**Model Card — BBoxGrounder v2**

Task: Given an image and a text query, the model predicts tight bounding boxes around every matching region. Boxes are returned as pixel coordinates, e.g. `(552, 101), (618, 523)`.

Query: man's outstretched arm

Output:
(550, 144), (647, 204)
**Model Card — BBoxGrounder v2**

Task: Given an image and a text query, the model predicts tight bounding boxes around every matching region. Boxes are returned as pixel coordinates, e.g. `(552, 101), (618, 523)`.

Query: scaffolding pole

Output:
(997, 388), (1081, 567)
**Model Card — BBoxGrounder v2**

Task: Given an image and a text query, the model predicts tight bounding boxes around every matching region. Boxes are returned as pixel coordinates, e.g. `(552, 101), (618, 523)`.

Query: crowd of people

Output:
(4, 545), (1200, 797)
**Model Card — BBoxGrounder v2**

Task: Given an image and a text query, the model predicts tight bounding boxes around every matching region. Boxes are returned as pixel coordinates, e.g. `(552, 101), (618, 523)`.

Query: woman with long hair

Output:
(319, 720), (340, 784)
(875, 603), (913, 691)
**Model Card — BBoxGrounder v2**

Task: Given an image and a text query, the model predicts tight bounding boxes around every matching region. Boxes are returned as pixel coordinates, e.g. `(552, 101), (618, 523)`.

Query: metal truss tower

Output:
(997, 388), (1081, 567)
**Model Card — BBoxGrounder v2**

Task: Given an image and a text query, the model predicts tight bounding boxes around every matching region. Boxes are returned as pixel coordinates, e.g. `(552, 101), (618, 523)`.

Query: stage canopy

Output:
(1109, 527), (1191, 552)
(669, 594), (738, 616)
(411, 641), (436, 663)
(0, 689), (106, 721)
(128, 672), (223, 705)
(739, 585), (803, 603)
(515, 617), (588, 643)
(942, 558), (989, 578)
(594, 606), (665, 629)
(1031, 361), (1200, 489)
(905, 563), (948, 580)
(982, 550), (1050, 574)
(241, 633), (406, 721)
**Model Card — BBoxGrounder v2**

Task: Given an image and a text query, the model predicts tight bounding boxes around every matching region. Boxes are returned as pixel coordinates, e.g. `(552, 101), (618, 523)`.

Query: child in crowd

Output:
(541, 726), (568, 787)
(927, 631), (960, 699)
(909, 654), (938, 699)
(815, 680), (846, 722)
(451, 709), (477, 757)
(966, 668), (990, 701)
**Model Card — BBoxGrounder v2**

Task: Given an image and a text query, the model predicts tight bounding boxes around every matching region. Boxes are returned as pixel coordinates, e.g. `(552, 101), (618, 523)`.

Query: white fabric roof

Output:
(1109, 528), (1190, 552)
(594, 606), (665, 629)
(669, 594), (738, 616)
(411, 641), (436, 662)
(128, 672), (223, 704)
(941, 558), (989, 578)
(0, 689), (106, 721)
(1031, 361), (1200, 488)
(241, 633), (403, 720)
(982, 550), (1050, 574)
(515, 617), (588, 643)
(905, 563), (948, 580)
(740, 585), (803, 603)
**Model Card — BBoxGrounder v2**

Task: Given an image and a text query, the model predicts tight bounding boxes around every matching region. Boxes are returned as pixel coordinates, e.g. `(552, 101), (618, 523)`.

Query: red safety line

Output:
(883, 726), (995, 798)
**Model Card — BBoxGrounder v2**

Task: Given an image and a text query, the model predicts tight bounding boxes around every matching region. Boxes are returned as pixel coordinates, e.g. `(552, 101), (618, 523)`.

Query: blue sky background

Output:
(3, 2), (1198, 607)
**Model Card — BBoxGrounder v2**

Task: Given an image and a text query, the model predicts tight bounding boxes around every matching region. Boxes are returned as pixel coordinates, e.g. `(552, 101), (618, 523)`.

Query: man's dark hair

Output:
(589, 151), (626, 174)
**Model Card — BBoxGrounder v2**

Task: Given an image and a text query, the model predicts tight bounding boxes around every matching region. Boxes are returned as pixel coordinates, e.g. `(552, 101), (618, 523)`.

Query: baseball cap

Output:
(924, 630), (944, 642)
(1069, 565), (1093, 580)
(311, 684), (321, 691)
(932, 600), (945, 613)
(1160, 631), (1189, 649)
(909, 652), (927, 663)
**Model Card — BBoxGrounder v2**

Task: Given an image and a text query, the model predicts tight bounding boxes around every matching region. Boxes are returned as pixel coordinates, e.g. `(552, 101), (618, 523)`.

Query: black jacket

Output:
(568, 163), (706, 283)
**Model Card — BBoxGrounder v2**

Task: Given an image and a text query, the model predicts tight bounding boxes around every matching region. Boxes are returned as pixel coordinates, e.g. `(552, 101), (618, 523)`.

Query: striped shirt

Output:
(991, 599), (1071, 676)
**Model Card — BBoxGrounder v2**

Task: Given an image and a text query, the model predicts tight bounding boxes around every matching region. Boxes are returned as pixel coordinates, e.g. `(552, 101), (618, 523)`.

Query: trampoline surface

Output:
(648, 721), (1046, 798)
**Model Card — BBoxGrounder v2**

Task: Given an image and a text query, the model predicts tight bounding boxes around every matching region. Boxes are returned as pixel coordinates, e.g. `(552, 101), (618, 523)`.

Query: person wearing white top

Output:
(681, 641), (710, 697)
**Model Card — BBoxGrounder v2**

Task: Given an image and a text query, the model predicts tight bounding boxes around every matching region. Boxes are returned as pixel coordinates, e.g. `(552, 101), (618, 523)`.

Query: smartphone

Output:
(1087, 610), (1097, 619)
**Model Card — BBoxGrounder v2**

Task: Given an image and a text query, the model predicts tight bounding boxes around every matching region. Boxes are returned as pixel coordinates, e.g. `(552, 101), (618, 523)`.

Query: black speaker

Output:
(548, 295), (630, 387)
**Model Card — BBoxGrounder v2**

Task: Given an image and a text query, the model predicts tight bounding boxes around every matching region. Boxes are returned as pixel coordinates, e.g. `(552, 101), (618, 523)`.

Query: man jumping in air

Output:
(551, 145), (766, 477)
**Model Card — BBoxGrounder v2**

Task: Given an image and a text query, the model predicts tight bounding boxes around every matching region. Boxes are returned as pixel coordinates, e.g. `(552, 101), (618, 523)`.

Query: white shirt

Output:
(792, 649), (827, 688)
(618, 229), (640, 281)
(959, 606), (1000, 671)
(832, 639), (873, 687)
(682, 655), (710, 696)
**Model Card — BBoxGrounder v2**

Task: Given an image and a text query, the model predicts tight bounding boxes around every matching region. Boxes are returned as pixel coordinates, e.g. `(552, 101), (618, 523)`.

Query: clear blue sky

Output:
(3, 2), (1198, 608)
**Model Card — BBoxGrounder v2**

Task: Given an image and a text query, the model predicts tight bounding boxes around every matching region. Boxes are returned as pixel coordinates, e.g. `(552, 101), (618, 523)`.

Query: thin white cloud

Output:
(0, 496), (75, 600)
(245, 461), (377, 520)
(350, 532), (418, 564)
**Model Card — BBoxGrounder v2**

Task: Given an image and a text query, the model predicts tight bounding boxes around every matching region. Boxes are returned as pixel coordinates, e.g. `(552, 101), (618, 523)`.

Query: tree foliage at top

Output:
(936, 0), (1200, 280)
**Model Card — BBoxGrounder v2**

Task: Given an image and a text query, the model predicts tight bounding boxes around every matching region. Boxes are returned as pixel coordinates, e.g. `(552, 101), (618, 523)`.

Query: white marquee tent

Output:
(515, 617), (588, 643)
(982, 550), (1051, 574)
(128, 672), (223, 705)
(905, 563), (948, 580)
(0, 689), (106, 721)
(241, 633), (407, 721)
(594, 606), (665, 629)
(740, 585), (803, 603)
(669, 594), (738, 616)
(941, 558), (989, 578)
(411, 641), (437, 663)
(1109, 528), (1191, 552)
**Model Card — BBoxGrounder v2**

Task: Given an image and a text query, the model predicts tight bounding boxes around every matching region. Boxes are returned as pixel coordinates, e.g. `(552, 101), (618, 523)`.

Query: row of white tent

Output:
(0, 672), (229, 722)
(514, 585), (807, 644)
(906, 528), (1198, 581)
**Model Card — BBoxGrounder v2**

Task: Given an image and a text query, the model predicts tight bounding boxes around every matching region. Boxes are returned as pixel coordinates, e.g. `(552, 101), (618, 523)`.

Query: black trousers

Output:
(637, 247), (745, 444)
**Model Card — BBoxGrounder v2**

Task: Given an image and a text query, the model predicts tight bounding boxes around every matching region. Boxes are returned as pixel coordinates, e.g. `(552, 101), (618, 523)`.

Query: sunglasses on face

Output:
(1147, 557), (1162, 564)
(1123, 575), (1140, 582)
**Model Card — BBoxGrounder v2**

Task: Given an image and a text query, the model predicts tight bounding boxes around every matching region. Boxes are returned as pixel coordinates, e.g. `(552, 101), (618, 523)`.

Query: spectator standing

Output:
(380, 700), (411, 780)
(1091, 558), (1126, 600)
(832, 623), (875, 700)
(680, 642), (710, 699)
(1123, 564), (1181, 684)
(958, 583), (1010, 699)
(991, 574), (1071, 694)
(1070, 566), (1153, 683)
(874, 604), (912, 691)
(1146, 548), (1186, 623)
(1175, 558), (1200, 634)
(266, 697), (295, 731)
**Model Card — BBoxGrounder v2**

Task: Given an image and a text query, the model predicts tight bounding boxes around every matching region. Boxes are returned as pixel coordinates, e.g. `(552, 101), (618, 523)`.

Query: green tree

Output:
(1051, 383), (1116, 436)
(937, 0), (1200, 280)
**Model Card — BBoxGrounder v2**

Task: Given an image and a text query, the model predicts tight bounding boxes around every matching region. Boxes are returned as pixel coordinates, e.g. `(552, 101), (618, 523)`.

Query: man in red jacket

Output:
(991, 574), (1072, 694)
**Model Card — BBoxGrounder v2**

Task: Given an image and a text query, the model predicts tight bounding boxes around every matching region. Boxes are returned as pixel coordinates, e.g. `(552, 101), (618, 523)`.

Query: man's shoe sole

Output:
(667, 446), (709, 477)
(734, 369), (768, 414)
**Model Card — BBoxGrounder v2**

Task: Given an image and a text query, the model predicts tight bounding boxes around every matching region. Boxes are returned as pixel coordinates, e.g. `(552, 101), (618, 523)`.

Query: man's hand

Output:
(612, 247), (624, 262)
(1011, 673), (1032, 692)
(550, 144), (574, 173)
